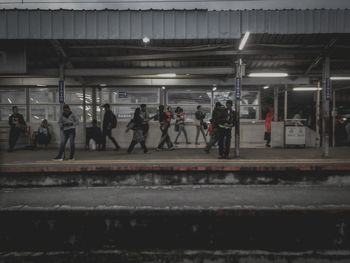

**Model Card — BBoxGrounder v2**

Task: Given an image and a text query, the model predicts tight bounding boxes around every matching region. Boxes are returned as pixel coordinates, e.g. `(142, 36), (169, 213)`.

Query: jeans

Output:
(157, 124), (173, 149)
(217, 127), (231, 157)
(57, 128), (75, 158)
(174, 124), (189, 143)
(195, 125), (207, 144)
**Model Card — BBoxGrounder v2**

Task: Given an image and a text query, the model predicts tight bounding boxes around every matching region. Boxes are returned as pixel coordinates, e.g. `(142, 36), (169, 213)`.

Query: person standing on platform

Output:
(156, 105), (174, 151)
(174, 107), (191, 145)
(101, 103), (120, 151)
(127, 108), (148, 154)
(53, 104), (78, 161)
(140, 104), (150, 139)
(216, 100), (235, 159)
(8, 106), (26, 152)
(194, 105), (208, 145)
(264, 107), (274, 147)
(204, 119), (218, 153)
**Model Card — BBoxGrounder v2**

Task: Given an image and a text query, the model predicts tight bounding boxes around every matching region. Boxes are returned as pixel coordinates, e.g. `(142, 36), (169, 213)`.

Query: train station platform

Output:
(1, 147), (350, 173)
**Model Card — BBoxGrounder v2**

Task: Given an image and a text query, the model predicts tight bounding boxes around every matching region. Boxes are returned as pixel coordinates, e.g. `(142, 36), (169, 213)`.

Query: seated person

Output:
(86, 119), (103, 150)
(32, 119), (51, 148)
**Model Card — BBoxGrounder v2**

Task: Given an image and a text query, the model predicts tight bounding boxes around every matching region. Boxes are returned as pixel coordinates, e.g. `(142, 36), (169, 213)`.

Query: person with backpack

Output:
(194, 105), (208, 145)
(127, 108), (148, 154)
(101, 103), (120, 151)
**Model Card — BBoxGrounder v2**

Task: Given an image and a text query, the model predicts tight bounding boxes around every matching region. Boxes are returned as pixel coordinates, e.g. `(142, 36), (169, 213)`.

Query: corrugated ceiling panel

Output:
(1, 9), (349, 39)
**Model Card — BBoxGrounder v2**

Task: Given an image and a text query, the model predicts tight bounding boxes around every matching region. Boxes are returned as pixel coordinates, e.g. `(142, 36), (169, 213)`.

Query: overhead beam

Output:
(0, 77), (311, 87)
(69, 49), (323, 63)
(304, 38), (337, 75)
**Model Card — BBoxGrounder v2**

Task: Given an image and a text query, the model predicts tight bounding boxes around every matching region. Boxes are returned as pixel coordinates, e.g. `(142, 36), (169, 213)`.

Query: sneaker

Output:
(169, 146), (175, 151)
(69, 157), (75, 161)
(144, 149), (148, 154)
(53, 157), (63, 161)
(204, 148), (210, 153)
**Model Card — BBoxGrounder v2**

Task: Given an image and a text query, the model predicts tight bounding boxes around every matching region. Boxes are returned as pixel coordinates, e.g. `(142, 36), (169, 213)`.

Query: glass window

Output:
(0, 106), (26, 121)
(240, 106), (258, 119)
(29, 88), (57, 104)
(30, 105), (60, 122)
(0, 88), (26, 104)
(110, 105), (158, 120)
(102, 88), (159, 104)
(213, 91), (235, 106)
(167, 91), (211, 105)
(64, 88), (84, 104)
(241, 91), (259, 105)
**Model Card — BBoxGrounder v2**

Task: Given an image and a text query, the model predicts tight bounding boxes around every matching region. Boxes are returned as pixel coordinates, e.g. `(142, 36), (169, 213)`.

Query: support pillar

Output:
(316, 81), (321, 148)
(332, 88), (336, 147)
(92, 87), (97, 121)
(235, 59), (243, 158)
(274, 87), (279, 121)
(284, 85), (288, 120)
(83, 87), (87, 148)
(322, 56), (331, 157)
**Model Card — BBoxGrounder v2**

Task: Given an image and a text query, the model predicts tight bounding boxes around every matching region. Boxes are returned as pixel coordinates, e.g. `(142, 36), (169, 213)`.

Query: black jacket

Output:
(103, 110), (114, 131)
(9, 113), (26, 131)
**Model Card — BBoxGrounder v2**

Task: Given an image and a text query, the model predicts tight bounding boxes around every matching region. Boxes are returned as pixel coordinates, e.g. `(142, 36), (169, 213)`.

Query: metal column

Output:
(235, 59), (243, 158)
(284, 85), (288, 120)
(92, 87), (97, 121)
(316, 81), (321, 148)
(83, 87), (87, 149)
(274, 87), (279, 121)
(332, 88), (336, 147)
(322, 56), (331, 157)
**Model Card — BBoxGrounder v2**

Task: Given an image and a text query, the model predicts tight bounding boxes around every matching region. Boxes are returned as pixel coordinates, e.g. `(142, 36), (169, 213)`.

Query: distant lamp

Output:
(263, 86), (269, 89)
(238, 32), (250, 51)
(142, 37), (150, 44)
(162, 86), (166, 90)
(249, 73), (288, 77)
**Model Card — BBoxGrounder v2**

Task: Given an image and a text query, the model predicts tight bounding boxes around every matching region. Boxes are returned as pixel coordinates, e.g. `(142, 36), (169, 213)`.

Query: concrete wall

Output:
(0, 120), (267, 149)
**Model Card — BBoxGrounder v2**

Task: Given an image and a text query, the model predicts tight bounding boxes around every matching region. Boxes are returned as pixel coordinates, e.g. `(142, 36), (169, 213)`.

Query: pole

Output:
(322, 56), (331, 157)
(83, 87), (87, 149)
(274, 87), (279, 121)
(316, 81), (321, 148)
(284, 85), (288, 121)
(92, 87), (97, 121)
(235, 59), (242, 158)
(332, 88), (336, 147)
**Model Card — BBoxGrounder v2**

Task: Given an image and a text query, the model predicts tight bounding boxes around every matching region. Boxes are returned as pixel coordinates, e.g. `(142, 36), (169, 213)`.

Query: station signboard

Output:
(235, 77), (241, 100)
(58, 80), (65, 103)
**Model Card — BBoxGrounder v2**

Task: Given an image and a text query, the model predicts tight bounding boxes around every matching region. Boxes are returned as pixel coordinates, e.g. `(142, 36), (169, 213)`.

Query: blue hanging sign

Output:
(58, 80), (65, 103)
(119, 91), (128, 98)
(326, 78), (331, 100)
(235, 77), (241, 100)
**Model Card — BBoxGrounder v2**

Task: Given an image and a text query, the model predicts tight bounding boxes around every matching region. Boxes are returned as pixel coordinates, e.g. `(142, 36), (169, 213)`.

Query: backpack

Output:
(126, 119), (136, 131)
(111, 113), (117, 128)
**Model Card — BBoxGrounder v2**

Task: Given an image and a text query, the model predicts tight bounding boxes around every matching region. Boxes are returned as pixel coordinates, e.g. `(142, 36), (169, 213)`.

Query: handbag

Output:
(202, 122), (208, 130)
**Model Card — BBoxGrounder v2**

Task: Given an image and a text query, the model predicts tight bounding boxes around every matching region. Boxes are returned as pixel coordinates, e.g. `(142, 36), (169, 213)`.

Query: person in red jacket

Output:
(264, 107), (274, 147)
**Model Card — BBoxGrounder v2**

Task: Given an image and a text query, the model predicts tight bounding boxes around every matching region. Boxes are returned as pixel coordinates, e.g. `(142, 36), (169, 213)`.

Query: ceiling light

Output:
(293, 87), (322, 91)
(330, 77), (350, 80)
(7, 98), (12, 104)
(248, 73), (288, 77)
(156, 73), (176, 77)
(99, 84), (107, 87)
(142, 36), (150, 43)
(162, 86), (166, 90)
(212, 87), (217, 91)
(36, 84), (47, 87)
(238, 32), (250, 51)
(263, 86), (269, 89)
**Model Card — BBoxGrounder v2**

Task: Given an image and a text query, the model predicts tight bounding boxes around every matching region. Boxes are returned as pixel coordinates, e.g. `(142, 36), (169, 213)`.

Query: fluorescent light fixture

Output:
(239, 32), (250, 50)
(249, 73), (288, 77)
(33, 115), (40, 120)
(162, 86), (166, 90)
(36, 84), (47, 87)
(99, 84), (107, 87)
(212, 87), (217, 91)
(7, 98), (12, 104)
(330, 77), (350, 80)
(263, 86), (269, 89)
(142, 36), (150, 43)
(293, 87), (322, 91)
(156, 73), (176, 77)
